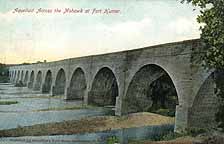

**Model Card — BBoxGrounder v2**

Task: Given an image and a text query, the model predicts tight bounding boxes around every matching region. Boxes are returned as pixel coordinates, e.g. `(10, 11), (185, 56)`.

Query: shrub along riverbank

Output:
(0, 63), (9, 83)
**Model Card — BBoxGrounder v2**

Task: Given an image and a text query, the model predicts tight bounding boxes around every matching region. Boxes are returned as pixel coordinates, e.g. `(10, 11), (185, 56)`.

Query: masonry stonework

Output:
(9, 39), (219, 132)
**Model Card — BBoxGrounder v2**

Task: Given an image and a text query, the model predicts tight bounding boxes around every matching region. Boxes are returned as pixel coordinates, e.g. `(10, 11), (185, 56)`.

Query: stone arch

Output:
(16, 71), (20, 83)
(28, 71), (35, 89)
(12, 71), (14, 79)
(9, 71), (11, 81)
(34, 71), (42, 91)
(24, 71), (29, 85)
(13, 71), (17, 82)
(42, 70), (52, 93)
(124, 64), (178, 115)
(67, 68), (87, 100)
(54, 68), (66, 95)
(21, 71), (24, 82)
(10, 71), (13, 82)
(189, 72), (218, 129)
(89, 67), (119, 106)
(12, 71), (14, 77)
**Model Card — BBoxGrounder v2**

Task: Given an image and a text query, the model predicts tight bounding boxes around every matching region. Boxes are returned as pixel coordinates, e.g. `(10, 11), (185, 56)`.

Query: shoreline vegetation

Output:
(0, 112), (174, 137)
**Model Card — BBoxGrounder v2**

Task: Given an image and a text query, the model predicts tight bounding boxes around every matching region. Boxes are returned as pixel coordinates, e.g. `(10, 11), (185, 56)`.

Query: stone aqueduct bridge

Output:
(9, 39), (218, 132)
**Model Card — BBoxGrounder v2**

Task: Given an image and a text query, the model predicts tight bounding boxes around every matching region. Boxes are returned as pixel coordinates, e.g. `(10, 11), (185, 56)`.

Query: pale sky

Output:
(0, 0), (200, 64)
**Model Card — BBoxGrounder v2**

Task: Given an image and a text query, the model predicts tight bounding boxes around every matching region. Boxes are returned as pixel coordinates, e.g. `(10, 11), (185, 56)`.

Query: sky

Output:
(0, 0), (201, 64)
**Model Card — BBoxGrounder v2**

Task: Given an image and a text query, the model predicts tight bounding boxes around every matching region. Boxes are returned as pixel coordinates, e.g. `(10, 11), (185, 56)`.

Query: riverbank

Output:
(0, 112), (174, 137)
(130, 136), (199, 144)
(130, 134), (224, 144)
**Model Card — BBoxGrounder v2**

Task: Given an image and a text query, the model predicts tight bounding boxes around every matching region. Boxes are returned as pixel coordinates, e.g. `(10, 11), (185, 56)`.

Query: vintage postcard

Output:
(0, 0), (223, 144)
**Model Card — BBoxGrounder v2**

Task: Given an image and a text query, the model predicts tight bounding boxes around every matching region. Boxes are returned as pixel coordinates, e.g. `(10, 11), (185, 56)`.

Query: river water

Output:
(0, 83), (174, 143)
(0, 83), (111, 130)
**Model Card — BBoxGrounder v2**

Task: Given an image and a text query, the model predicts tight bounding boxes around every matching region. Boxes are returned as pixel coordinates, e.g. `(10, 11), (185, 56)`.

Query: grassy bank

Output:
(129, 127), (211, 144)
(129, 137), (196, 144)
(0, 112), (174, 137)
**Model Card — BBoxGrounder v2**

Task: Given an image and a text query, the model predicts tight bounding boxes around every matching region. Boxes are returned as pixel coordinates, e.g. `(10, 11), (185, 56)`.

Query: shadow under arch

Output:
(53, 68), (66, 95)
(67, 67), (87, 100)
(124, 64), (178, 116)
(42, 70), (52, 93)
(16, 71), (20, 83)
(89, 67), (119, 106)
(13, 71), (17, 82)
(24, 71), (29, 86)
(20, 71), (24, 82)
(34, 71), (42, 91)
(28, 71), (34, 89)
